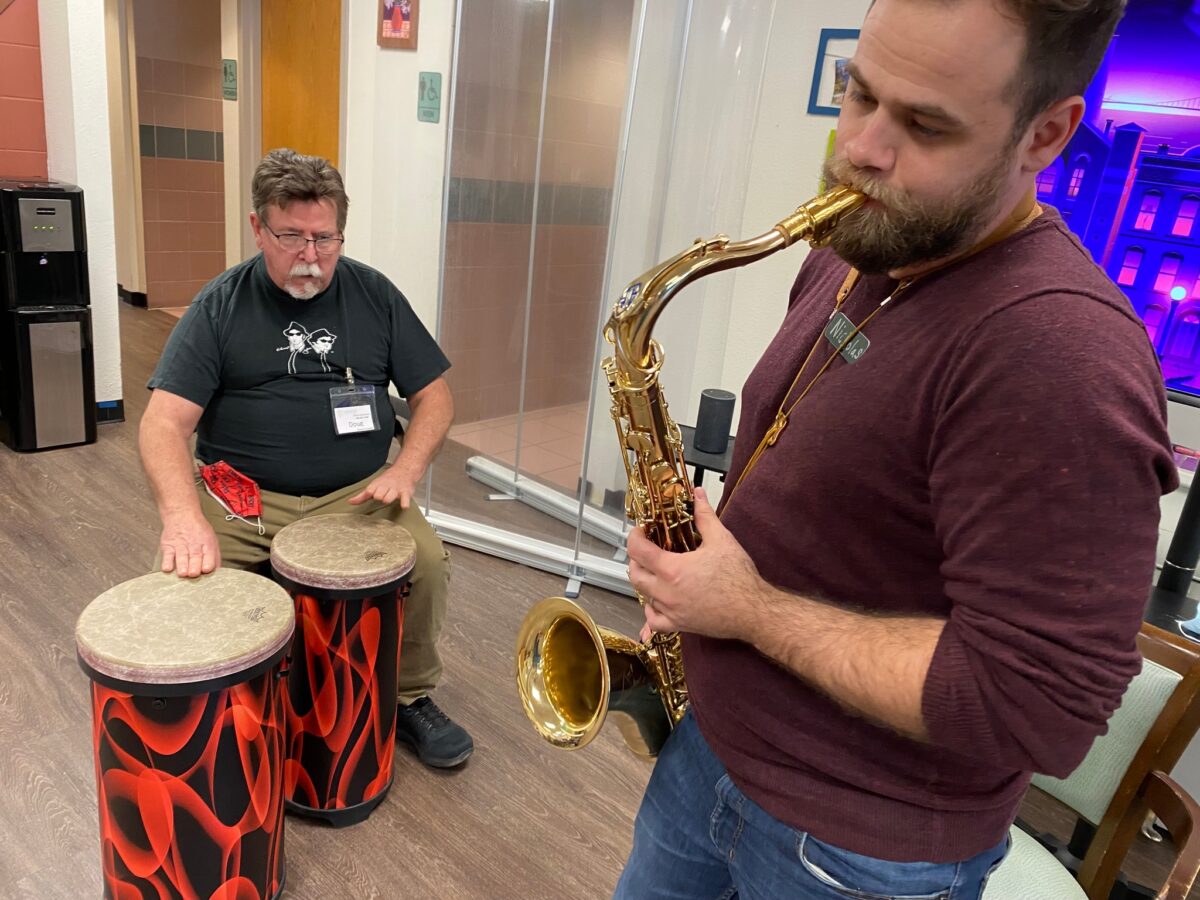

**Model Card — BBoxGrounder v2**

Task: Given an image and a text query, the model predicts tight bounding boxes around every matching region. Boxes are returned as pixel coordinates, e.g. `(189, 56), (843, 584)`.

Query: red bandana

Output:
(198, 461), (264, 531)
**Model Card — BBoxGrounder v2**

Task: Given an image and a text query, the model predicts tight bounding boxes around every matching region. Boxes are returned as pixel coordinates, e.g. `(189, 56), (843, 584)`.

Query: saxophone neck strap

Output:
(837, 268), (861, 307)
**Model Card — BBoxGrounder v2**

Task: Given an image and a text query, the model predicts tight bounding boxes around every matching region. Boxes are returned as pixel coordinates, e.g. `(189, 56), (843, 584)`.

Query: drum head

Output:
(270, 514), (416, 592)
(75, 568), (294, 687)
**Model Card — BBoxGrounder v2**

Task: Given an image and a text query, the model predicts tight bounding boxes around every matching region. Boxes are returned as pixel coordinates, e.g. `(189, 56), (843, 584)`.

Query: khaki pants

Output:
(194, 466), (450, 703)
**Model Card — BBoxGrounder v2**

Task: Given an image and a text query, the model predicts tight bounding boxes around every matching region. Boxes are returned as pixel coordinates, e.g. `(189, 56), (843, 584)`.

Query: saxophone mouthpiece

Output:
(777, 185), (867, 248)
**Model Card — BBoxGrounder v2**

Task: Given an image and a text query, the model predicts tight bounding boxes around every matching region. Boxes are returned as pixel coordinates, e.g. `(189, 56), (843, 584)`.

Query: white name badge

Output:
(329, 384), (381, 435)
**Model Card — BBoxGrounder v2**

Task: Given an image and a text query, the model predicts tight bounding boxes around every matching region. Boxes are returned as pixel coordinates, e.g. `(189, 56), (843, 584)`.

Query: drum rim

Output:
(78, 639), (290, 697)
(269, 552), (415, 592)
(269, 515), (416, 591)
(75, 569), (295, 687)
(270, 567), (411, 601)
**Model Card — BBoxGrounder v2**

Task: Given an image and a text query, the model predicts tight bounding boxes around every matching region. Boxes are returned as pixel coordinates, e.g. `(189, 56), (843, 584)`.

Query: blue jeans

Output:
(614, 712), (1009, 900)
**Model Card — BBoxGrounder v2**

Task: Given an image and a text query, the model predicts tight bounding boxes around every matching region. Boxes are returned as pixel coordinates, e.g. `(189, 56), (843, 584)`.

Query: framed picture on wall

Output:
(808, 29), (860, 117)
(378, 0), (419, 50)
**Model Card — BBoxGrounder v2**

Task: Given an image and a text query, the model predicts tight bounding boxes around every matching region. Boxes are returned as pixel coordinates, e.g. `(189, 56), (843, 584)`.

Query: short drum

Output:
(75, 568), (295, 900)
(270, 513), (416, 827)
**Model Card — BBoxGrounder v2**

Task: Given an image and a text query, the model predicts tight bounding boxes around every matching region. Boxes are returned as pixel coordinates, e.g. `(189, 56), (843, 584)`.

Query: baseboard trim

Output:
(96, 399), (125, 424)
(118, 284), (147, 308)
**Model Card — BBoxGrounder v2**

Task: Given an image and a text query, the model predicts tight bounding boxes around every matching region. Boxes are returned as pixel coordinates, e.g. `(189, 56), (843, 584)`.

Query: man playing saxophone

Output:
(618, 0), (1177, 897)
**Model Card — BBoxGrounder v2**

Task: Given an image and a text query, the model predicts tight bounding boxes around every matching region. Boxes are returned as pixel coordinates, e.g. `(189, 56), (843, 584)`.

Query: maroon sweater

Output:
(683, 208), (1178, 863)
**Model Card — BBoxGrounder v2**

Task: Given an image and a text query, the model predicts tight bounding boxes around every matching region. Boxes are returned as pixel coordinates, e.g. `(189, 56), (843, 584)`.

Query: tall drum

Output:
(75, 569), (295, 900)
(270, 514), (415, 827)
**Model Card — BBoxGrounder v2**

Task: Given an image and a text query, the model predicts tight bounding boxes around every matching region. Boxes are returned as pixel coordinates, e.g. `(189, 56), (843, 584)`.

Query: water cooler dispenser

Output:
(0, 179), (96, 451)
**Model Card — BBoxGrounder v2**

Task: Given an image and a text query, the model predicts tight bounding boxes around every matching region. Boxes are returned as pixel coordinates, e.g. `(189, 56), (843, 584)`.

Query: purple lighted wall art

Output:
(1046, 0), (1200, 398)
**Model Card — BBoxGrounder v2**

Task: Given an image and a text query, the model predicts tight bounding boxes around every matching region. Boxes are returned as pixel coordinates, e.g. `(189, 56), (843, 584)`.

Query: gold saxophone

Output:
(514, 185), (866, 760)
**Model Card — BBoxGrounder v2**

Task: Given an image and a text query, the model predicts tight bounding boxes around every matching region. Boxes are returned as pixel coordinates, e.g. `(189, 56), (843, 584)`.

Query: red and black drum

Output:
(270, 513), (415, 827)
(75, 569), (295, 900)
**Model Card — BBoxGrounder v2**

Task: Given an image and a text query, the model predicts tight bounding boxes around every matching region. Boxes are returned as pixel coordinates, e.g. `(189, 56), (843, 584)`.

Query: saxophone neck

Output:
(606, 185), (866, 371)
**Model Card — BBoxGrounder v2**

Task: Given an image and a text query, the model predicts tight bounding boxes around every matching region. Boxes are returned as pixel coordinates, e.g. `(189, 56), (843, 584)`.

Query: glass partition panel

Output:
(516, 0), (639, 562)
(428, 0), (556, 541)
(428, 0), (640, 570)
(573, 0), (779, 578)
(428, 0), (778, 597)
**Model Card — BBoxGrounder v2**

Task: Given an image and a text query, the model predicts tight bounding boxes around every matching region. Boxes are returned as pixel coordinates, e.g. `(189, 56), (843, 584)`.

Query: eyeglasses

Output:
(262, 222), (345, 255)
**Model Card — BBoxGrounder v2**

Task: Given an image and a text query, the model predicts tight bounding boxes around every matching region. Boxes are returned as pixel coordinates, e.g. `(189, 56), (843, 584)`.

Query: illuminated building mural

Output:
(1044, 0), (1200, 394)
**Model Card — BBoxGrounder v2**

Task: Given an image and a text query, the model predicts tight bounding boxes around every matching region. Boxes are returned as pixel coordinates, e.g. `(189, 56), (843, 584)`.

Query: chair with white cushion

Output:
(984, 623), (1200, 899)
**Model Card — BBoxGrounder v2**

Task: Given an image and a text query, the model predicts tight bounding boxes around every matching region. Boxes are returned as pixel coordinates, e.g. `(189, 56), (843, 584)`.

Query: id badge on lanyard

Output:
(329, 367), (380, 435)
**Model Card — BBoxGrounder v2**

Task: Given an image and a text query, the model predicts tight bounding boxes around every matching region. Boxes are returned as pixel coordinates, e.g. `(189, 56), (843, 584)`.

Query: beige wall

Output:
(340, 0), (454, 333)
(39, 0), (123, 403)
(107, 0), (144, 295)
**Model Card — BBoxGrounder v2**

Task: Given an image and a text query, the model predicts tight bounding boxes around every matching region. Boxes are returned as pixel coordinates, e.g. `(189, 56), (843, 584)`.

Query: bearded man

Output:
(139, 148), (474, 771)
(616, 0), (1178, 896)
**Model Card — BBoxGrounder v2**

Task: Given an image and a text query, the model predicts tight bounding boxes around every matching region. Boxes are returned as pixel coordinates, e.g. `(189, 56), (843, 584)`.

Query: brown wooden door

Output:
(260, 0), (340, 166)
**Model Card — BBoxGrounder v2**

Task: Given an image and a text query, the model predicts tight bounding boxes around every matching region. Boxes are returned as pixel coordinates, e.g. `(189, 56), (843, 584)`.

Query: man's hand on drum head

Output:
(347, 462), (419, 510)
(160, 512), (221, 578)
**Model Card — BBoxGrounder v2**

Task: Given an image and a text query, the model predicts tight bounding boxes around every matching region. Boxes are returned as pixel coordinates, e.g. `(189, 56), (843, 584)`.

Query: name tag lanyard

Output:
(754, 269), (911, 457)
(328, 293), (381, 435)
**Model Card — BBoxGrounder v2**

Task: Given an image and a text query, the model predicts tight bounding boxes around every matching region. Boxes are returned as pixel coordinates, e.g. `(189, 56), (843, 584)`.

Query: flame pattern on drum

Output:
(90, 670), (287, 899)
(283, 589), (405, 813)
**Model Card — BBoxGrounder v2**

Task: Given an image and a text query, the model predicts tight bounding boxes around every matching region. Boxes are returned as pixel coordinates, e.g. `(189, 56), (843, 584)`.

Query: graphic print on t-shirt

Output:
(307, 328), (338, 372)
(275, 321), (338, 374)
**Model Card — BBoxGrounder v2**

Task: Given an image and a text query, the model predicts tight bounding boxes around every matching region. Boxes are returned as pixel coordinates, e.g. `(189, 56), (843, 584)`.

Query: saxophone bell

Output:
(515, 596), (677, 760)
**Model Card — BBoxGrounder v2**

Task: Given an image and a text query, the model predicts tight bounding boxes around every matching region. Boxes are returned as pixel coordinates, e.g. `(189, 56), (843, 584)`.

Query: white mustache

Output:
(289, 262), (322, 279)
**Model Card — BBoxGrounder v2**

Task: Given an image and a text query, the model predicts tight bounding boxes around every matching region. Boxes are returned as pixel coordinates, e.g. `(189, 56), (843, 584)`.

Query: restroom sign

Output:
(222, 59), (237, 101)
(418, 72), (441, 123)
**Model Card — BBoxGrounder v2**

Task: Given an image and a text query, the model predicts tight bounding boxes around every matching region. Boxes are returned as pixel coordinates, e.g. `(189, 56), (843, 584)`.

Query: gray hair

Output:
(251, 148), (349, 232)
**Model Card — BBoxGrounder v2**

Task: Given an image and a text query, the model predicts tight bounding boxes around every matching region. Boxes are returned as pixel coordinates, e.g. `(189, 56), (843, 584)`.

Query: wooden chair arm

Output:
(1140, 771), (1200, 900)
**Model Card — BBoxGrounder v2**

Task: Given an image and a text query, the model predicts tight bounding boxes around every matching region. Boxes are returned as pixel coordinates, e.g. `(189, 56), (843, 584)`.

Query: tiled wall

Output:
(0, 0), (48, 179)
(440, 0), (634, 424)
(136, 56), (225, 308)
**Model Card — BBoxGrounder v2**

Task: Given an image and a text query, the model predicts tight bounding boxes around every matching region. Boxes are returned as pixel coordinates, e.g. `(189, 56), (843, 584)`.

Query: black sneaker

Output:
(395, 696), (474, 768)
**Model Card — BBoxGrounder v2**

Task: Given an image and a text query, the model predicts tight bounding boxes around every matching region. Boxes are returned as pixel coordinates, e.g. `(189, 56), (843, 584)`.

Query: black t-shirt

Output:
(148, 254), (450, 495)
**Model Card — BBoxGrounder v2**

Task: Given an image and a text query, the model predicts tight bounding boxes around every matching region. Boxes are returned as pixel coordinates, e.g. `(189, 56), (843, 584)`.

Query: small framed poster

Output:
(808, 29), (860, 117)
(379, 0), (419, 50)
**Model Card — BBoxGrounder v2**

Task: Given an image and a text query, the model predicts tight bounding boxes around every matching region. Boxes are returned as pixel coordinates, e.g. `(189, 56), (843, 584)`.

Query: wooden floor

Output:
(0, 301), (1192, 897)
(0, 303), (649, 898)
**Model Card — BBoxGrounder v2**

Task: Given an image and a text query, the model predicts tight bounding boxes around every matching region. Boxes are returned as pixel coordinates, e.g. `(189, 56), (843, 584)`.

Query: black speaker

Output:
(694, 389), (735, 454)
